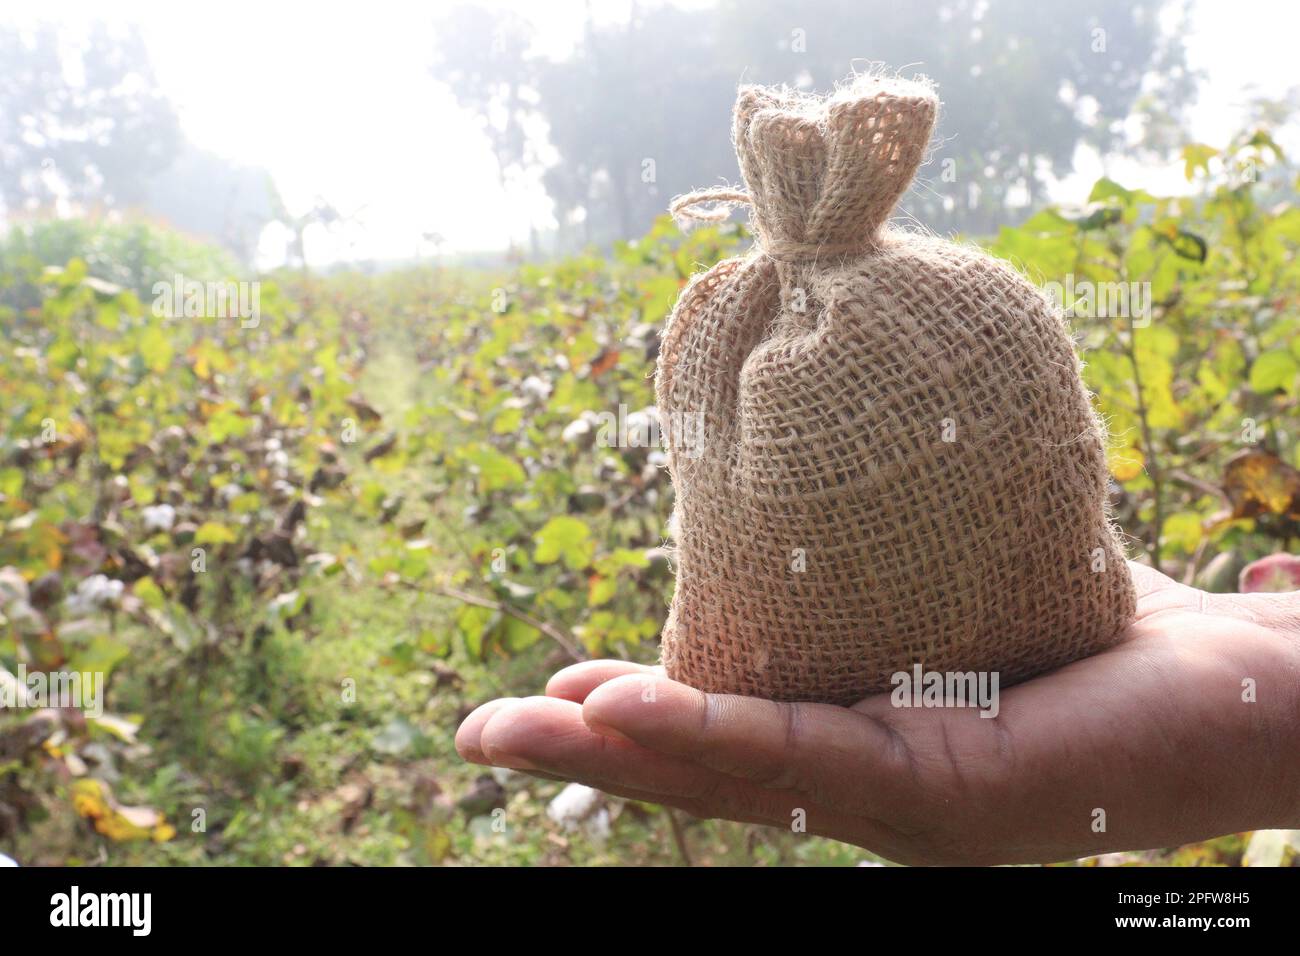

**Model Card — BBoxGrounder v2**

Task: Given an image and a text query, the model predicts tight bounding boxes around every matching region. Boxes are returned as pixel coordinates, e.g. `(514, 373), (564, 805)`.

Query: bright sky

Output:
(1060, 0), (1300, 201)
(12, 0), (1300, 266)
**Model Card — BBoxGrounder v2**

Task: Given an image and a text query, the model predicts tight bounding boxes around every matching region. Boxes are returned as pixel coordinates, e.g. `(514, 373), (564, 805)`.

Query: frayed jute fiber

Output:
(656, 74), (1136, 705)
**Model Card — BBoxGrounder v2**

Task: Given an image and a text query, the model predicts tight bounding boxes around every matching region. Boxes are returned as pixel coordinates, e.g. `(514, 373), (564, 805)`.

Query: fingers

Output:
(455, 697), (729, 822)
(545, 659), (664, 703)
(456, 677), (952, 856)
(457, 660), (661, 764)
(455, 697), (518, 763)
(466, 696), (735, 801)
(1127, 558), (1179, 601)
(1128, 559), (1300, 635)
(580, 673), (911, 817)
(457, 694), (820, 828)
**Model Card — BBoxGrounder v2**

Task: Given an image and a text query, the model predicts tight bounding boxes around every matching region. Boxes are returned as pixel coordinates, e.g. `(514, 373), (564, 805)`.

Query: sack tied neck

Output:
(669, 187), (881, 263)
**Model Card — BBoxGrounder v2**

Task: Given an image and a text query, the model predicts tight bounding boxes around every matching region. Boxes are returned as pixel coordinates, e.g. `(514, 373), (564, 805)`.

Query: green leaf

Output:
(492, 406), (524, 434)
(456, 604), (495, 659)
(1087, 178), (1134, 206)
(588, 575), (618, 606)
(206, 407), (252, 442)
(1161, 512), (1203, 554)
(66, 636), (131, 678)
(132, 577), (165, 610)
(1067, 205), (1123, 231)
(1156, 229), (1208, 263)
(48, 338), (80, 369)
(139, 326), (175, 373)
(0, 467), (23, 498)
(532, 515), (594, 570)
(462, 446), (526, 493)
(230, 492), (262, 514)
(594, 548), (651, 575)
(1182, 143), (1218, 180)
(501, 616), (542, 651)
(1249, 350), (1298, 394)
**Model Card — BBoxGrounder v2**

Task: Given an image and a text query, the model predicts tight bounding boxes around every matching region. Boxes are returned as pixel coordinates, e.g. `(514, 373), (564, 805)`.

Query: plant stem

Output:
(666, 808), (693, 866)
(409, 581), (587, 663)
(1126, 312), (1163, 573)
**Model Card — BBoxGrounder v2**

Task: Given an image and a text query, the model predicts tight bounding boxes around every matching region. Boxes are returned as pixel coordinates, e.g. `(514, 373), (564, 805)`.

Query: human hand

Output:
(456, 562), (1300, 864)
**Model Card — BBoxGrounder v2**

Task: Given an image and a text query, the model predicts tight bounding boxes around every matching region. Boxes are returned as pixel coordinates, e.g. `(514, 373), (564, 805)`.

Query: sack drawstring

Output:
(669, 188), (878, 262)
(669, 187), (753, 227)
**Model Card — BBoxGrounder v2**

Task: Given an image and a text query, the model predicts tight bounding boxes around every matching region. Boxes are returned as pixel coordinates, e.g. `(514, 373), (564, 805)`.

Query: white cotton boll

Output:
(267, 591), (301, 616)
(561, 418), (592, 444)
(520, 376), (551, 401)
(490, 767), (520, 788)
(584, 807), (611, 844)
(141, 503), (176, 532)
(0, 566), (29, 605)
(81, 574), (122, 606)
(0, 853), (17, 867)
(2, 598), (42, 631)
(547, 783), (601, 827)
(218, 483), (244, 504)
(623, 407), (658, 447)
(66, 575), (125, 615)
(546, 784), (611, 847)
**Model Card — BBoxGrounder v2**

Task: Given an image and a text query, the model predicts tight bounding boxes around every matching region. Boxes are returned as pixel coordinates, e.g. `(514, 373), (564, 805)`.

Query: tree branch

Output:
(408, 581), (587, 663)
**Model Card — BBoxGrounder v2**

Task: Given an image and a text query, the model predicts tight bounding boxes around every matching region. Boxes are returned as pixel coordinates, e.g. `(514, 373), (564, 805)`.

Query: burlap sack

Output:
(656, 75), (1136, 705)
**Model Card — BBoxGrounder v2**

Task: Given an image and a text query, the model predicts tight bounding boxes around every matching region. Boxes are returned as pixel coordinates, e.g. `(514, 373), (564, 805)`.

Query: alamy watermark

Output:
(50, 886), (151, 936)
(0, 664), (103, 718)
(152, 273), (260, 328)
(1044, 274), (1151, 327)
(890, 665), (1000, 718)
(567, 405), (706, 459)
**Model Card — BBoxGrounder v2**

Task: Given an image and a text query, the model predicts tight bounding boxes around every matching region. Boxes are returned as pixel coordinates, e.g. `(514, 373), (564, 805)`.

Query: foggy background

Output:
(2, 0), (1297, 270)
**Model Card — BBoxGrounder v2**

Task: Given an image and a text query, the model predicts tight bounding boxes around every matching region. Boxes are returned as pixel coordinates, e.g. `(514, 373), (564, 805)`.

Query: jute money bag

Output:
(656, 75), (1135, 705)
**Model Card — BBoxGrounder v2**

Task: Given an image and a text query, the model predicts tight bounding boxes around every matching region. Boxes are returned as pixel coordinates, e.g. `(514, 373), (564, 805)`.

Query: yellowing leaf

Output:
(71, 779), (174, 843)
(1223, 450), (1300, 520)
(1108, 446), (1145, 483)
(194, 521), (238, 545)
(132, 577), (165, 610)
(1161, 512), (1203, 554)
(89, 713), (142, 743)
(588, 574), (618, 606)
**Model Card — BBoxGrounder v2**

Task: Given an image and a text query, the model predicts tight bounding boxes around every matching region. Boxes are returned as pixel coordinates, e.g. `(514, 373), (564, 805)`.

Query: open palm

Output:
(457, 562), (1300, 864)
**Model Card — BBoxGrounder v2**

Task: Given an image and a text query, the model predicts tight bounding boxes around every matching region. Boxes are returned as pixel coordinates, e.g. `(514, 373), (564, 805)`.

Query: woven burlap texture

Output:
(656, 75), (1136, 705)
